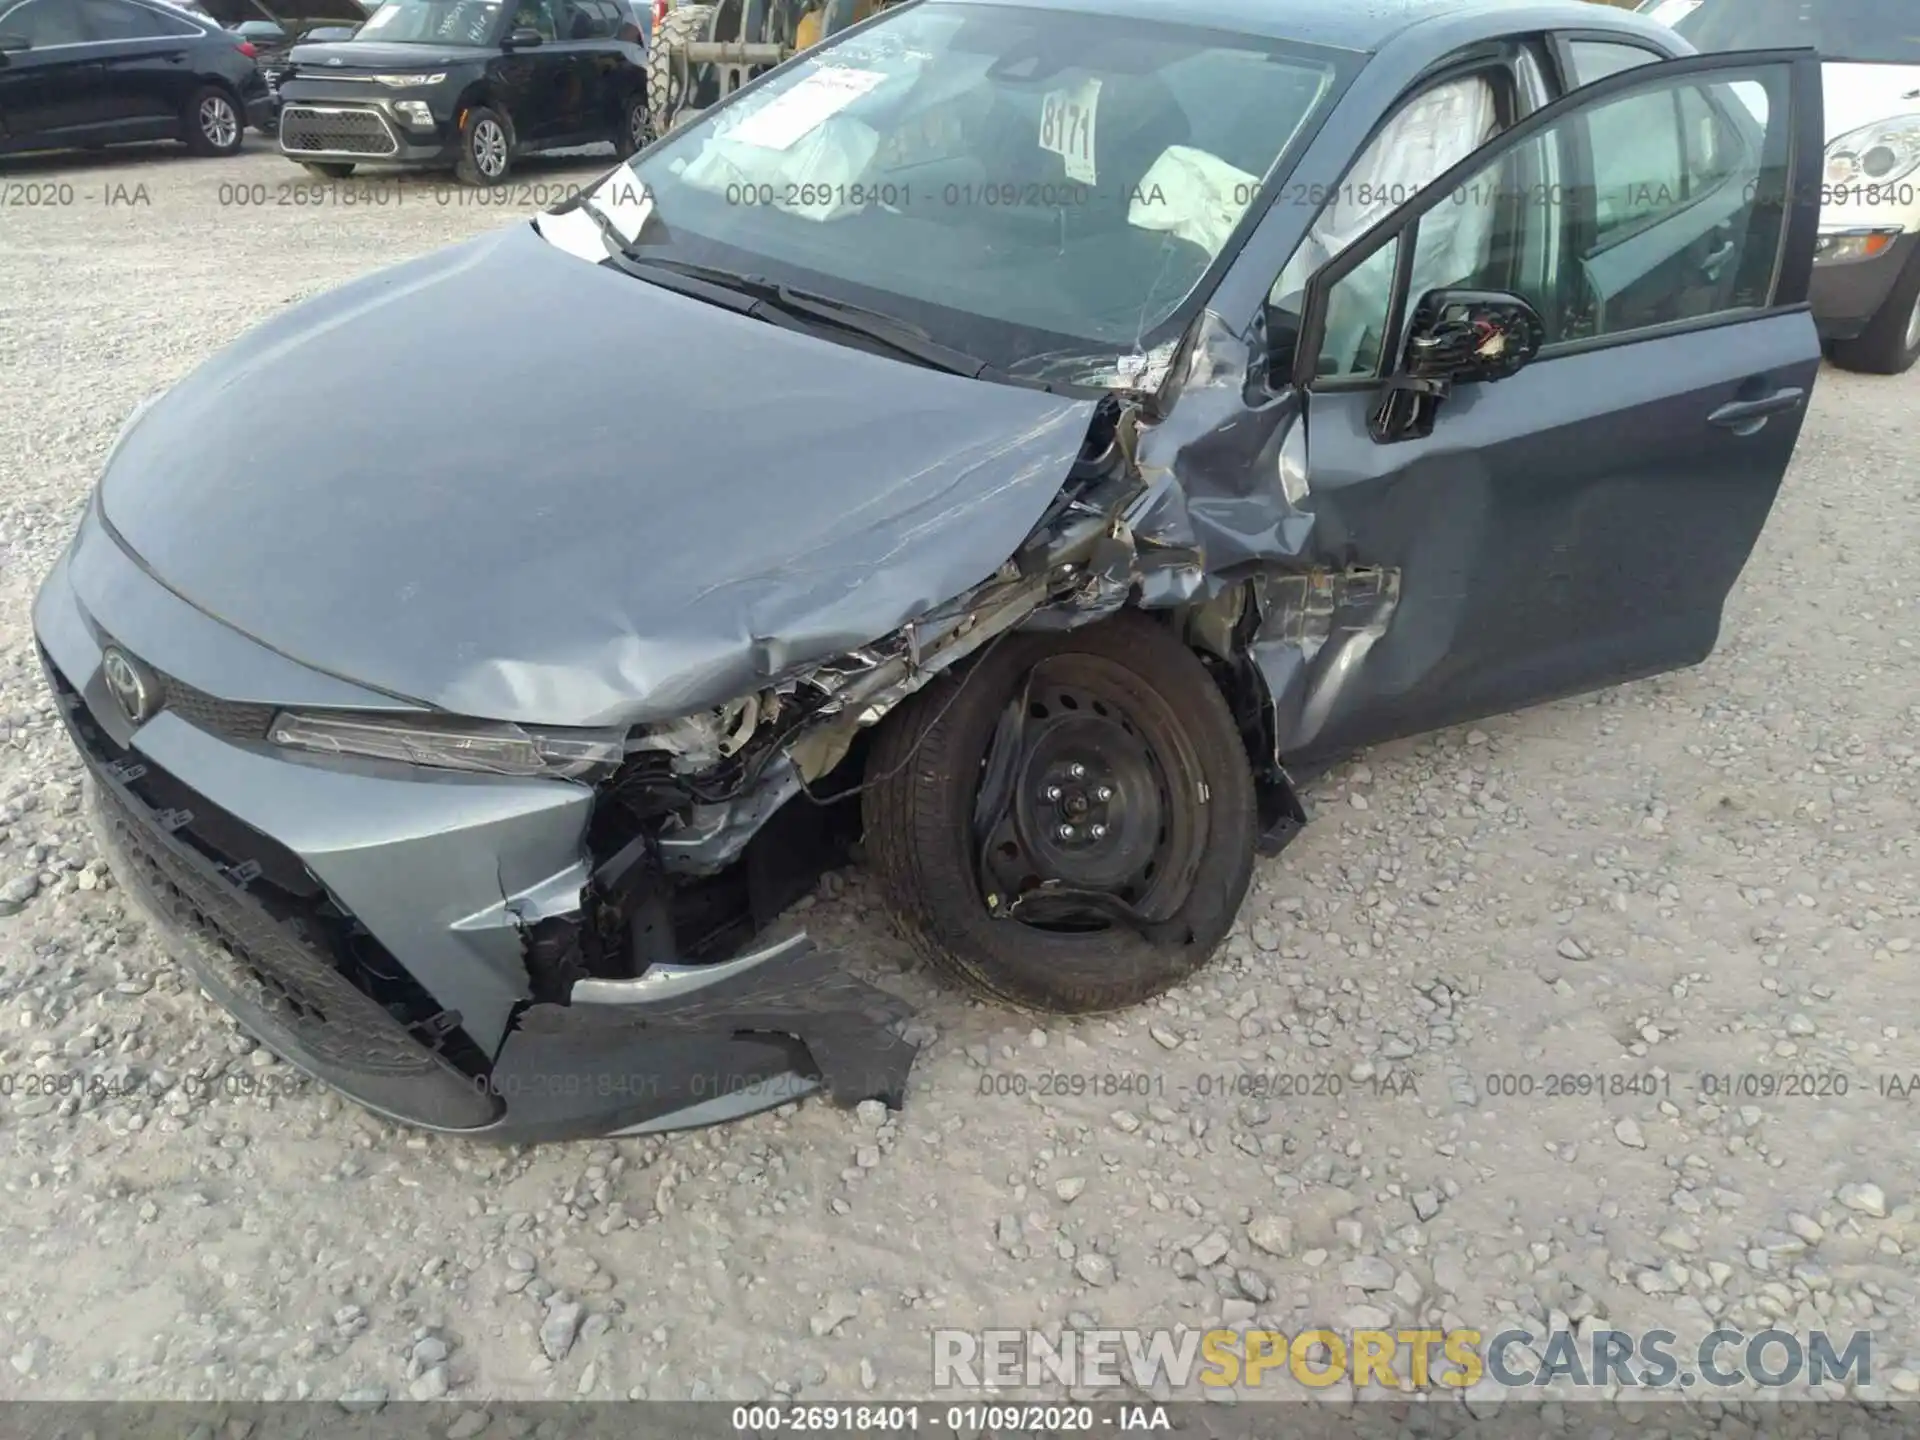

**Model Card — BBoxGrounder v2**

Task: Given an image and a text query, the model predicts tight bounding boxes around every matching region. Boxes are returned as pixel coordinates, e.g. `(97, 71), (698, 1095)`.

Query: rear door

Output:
(1284, 48), (1824, 764)
(0, 0), (108, 145)
(81, 0), (207, 130)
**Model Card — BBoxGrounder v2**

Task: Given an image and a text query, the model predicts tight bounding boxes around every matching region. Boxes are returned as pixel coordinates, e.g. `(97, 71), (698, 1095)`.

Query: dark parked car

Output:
(274, 0), (647, 183)
(0, 0), (270, 157)
(35, 0), (1825, 1141)
(170, 0), (379, 132)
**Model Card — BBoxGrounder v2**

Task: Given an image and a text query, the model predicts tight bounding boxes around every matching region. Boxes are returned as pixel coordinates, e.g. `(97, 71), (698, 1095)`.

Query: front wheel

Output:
(863, 614), (1257, 1014)
(182, 86), (244, 156)
(454, 105), (512, 186)
(1828, 248), (1920, 375)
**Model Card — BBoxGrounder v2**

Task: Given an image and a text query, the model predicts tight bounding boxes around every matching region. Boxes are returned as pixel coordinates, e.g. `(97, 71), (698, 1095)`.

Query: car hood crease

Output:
(98, 224), (1097, 728)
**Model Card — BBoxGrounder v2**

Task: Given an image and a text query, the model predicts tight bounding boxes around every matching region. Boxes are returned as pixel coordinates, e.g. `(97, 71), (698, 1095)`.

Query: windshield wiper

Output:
(610, 254), (1050, 388)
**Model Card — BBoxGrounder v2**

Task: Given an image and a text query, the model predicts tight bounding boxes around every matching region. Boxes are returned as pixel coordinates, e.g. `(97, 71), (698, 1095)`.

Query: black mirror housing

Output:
(1403, 288), (1545, 385)
(1369, 288), (1545, 444)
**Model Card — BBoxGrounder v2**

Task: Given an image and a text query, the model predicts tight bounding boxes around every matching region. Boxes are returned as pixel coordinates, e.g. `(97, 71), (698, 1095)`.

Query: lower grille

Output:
(279, 105), (399, 157)
(93, 780), (440, 1078)
(41, 646), (499, 1129)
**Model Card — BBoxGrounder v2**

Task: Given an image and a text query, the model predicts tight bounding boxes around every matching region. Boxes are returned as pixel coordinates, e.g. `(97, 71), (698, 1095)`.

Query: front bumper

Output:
(32, 507), (918, 1142)
(275, 87), (456, 167)
(1810, 228), (1917, 340)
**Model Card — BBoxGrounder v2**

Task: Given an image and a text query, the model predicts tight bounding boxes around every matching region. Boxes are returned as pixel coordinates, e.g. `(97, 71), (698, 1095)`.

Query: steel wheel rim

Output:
(473, 118), (507, 176)
(200, 96), (237, 148)
(974, 658), (1205, 933)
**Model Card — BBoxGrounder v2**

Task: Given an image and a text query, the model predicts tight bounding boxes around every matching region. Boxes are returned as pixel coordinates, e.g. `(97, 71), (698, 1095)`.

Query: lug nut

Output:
(1057, 824), (1076, 840)
(1094, 785), (1113, 802)
(1089, 823), (1107, 839)
(1043, 785), (1062, 801)
(1068, 762), (1087, 779)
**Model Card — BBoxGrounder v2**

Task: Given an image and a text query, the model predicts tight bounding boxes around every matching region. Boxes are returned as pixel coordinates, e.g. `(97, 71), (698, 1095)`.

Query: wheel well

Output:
(454, 86), (505, 131)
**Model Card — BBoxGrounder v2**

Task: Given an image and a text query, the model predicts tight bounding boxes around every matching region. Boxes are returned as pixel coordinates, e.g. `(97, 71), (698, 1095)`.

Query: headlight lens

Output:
(1814, 228), (1903, 264)
(1825, 116), (1920, 188)
(374, 72), (446, 87)
(268, 711), (624, 780)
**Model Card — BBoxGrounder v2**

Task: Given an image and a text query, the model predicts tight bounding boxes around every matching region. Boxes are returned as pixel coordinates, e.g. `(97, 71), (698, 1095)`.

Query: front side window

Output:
(1269, 74), (1502, 376)
(357, 0), (505, 44)
(1308, 60), (1795, 378)
(606, 2), (1357, 382)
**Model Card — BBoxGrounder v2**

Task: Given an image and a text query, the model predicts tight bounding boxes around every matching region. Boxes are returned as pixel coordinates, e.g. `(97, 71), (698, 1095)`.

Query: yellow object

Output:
(794, 0), (882, 50)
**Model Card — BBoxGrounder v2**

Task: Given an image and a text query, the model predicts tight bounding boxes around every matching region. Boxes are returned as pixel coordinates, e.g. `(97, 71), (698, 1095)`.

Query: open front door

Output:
(1278, 47), (1824, 768)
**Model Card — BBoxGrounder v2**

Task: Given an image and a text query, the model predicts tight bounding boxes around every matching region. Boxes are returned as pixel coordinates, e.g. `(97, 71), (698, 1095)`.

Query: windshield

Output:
(1653, 0), (1920, 66)
(604, 1), (1353, 384)
(356, 0), (502, 43)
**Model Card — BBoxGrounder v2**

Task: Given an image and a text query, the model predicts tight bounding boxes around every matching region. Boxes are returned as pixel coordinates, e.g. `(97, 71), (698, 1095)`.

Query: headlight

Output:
(374, 72), (446, 87)
(268, 711), (625, 780)
(1814, 227), (1903, 264)
(1825, 116), (1920, 188)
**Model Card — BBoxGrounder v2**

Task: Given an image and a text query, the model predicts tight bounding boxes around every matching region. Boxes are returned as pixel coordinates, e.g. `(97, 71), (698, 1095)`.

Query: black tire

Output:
(453, 105), (513, 186)
(1828, 247), (1920, 375)
(615, 85), (650, 157)
(302, 161), (355, 179)
(182, 85), (244, 156)
(863, 613), (1257, 1014)
(646, 3), (715, 140)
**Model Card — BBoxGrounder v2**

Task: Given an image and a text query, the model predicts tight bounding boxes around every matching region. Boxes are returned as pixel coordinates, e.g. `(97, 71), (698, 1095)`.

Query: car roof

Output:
(935, 0), (1671, 53)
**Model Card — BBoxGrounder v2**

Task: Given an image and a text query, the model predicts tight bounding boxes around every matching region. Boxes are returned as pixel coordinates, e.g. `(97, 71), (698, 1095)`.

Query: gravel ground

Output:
(1, 142), (1919, 1416)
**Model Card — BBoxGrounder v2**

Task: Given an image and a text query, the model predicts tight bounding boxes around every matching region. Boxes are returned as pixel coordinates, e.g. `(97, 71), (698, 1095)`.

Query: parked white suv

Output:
(1642, 0), (1920, 373)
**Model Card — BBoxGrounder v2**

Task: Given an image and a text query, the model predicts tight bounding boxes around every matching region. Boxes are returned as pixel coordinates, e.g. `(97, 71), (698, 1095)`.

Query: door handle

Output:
(1700, 238), (1736, 282)
(1708, 387), (1804, 432)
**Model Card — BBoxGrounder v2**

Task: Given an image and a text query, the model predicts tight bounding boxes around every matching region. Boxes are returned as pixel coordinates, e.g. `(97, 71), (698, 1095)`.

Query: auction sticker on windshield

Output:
(1040, 78), (1100, 184)
(727, 67), (888, 152)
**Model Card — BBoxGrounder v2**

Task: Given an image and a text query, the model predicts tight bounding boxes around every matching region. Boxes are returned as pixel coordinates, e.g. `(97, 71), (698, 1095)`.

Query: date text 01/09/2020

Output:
(730, 1405), (1137, 1433)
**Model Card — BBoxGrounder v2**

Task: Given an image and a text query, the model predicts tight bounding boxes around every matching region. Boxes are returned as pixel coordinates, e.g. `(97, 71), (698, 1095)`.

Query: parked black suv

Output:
(0, 0), (271, 158)
(275, 0), (647, 184)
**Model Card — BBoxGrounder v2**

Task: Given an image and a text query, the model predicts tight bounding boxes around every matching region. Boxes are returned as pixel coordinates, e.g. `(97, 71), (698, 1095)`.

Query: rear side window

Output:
(82, 0), (199, 36)
(1565, 39), (1661, 85)
(0, 0), (91, 44)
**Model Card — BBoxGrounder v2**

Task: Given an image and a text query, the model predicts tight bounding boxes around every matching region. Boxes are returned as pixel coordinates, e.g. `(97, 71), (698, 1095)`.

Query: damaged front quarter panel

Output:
(481, 307), (1411, 1137)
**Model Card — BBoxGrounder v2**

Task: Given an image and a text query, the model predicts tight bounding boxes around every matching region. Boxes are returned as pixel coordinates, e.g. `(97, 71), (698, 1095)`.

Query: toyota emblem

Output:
(101, 647), (157, 726)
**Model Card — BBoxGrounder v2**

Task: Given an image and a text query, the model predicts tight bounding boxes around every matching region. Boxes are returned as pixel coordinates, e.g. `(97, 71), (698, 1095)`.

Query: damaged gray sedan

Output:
(34, 0), (1828, 1140)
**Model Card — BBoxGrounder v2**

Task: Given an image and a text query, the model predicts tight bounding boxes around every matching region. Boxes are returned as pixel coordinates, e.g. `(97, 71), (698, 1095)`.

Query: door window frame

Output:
(1288, 46), (1823, 392)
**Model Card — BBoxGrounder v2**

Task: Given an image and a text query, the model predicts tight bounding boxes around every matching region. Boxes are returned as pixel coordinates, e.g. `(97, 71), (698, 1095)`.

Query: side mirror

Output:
(505, 25), (544, 46)
(1370, 288), (1544, 444)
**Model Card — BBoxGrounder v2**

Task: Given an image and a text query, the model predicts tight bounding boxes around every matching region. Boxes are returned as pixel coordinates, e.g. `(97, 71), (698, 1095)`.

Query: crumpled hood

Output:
(99, 223), (1095, 727)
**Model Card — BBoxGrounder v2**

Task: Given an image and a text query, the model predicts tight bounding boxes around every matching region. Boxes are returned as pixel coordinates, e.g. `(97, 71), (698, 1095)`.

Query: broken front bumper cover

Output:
(37, 531), (918, 1143)
(92, 745), (917, 1142)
